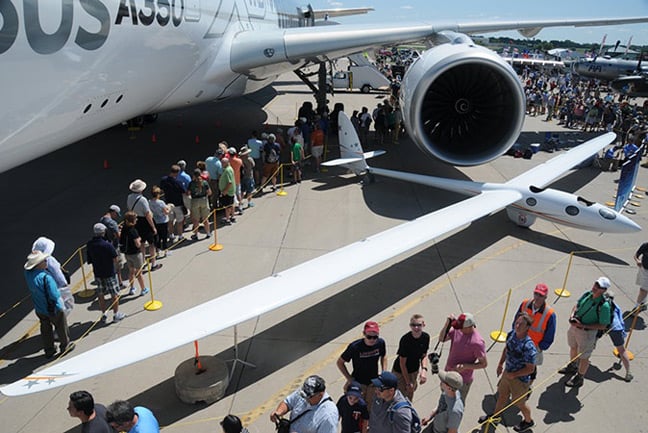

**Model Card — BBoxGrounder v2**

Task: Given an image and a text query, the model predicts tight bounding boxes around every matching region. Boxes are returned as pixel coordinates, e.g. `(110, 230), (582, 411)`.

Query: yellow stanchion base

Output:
(77, 289), (96, 298)
(613, 347), (635, 360)
(630, 201), (641, 207)
(633, 194), (644, 199)
(209, 243), (224, 251)
(605, 201), (616, 207)
(636, 186), (647, 192)
(144, 300), (163, 311)
(489, 330), (507, 342)
(277, 190), (288, 196)
(554, 288), (571, 298)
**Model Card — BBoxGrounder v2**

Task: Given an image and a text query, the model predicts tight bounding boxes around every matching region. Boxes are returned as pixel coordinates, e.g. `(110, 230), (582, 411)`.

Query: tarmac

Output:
(0, 76), (647, 433)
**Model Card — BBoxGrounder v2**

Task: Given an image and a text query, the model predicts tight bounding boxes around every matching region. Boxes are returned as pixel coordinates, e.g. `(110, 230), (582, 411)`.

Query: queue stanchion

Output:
(76, 247), (95, 298)
(143, 257), (163, 311)
(209, 210), (223, 251)
(490, 288), (511, 343)
(277, 164), (288, 196)
(554, 252), (574, 301)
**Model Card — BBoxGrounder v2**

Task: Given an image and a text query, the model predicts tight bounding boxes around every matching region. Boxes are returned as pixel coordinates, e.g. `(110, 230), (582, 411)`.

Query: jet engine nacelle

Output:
(400, 43), (526, 166)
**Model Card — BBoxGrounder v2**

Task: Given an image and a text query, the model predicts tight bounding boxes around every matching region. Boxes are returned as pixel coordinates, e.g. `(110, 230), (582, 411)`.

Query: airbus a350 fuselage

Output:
(1, 0), (301, 173)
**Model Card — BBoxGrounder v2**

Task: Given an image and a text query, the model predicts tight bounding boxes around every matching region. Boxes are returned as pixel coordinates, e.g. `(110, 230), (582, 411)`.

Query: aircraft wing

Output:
(311, 7), (374, 19)
(230, 18), (648, 75)
(0, 189), (520, 396)
(504, 133), (615, 188)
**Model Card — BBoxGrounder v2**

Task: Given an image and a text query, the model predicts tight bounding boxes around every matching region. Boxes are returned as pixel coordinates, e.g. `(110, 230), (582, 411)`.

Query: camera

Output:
(428, 352), (440, 375)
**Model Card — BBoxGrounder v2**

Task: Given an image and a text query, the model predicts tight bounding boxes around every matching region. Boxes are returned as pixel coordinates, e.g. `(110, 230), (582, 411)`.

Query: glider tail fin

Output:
(321, 111), (385, 174)
(614, 144), (644, 211)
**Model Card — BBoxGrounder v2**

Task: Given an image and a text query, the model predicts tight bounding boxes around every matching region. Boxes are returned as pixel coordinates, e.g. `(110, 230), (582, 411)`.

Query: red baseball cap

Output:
(534, 283), (549, 297)
(364, 321), (380, 334)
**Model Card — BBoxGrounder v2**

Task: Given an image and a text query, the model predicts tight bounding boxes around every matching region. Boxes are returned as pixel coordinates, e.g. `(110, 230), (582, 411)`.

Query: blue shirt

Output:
(504, 331), (537, 383)
(178, 171), (191, 189)
(205, 156), (223, 179)
(610, 303), (627, 337)
(130, 407), (159, 433)
(24, 268), (64, 315)
(285, 390), (338, 433)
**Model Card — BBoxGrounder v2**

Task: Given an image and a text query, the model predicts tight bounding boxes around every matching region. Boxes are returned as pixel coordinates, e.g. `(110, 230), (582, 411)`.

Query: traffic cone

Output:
(151, 133), (157, 143)
(103, 159), (110, 169)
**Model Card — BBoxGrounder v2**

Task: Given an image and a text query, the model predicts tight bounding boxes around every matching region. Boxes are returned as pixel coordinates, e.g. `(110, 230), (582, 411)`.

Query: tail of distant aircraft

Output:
(614, 145), (644, 211)
(321, 112), (385, 175)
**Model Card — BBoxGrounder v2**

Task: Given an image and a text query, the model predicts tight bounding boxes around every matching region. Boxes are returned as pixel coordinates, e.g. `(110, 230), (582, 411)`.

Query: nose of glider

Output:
(613, 212), (642, 233)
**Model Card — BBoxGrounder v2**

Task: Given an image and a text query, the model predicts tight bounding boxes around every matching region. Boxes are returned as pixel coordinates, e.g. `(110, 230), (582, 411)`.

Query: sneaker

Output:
(101, 313), (109, 324)
(191, 234), (198, 240)
(140, 287), (150, 296)
(513, 419), (535, 432)
(625, 372), (634, 382)
(113, 312), (126, 322)
(221, 218), (231, 225)
(247, 202), (255, 208)
(121, 281), (130, 289)
(639, 303), (647, 313)
(230, 217), (236, 223)
(558, 362), (578, 375)
(566, 373), (584, 387)
(44, 349), (56, 359)
(59, 342), (75, 355)
(150, 263), (163, 271)
(128, 287), (136, 296)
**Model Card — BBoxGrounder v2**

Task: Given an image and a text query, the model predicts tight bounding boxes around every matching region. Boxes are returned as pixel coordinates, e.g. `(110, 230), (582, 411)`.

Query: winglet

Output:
(321, 112), (385, 174)
(614, 145), (644, 211)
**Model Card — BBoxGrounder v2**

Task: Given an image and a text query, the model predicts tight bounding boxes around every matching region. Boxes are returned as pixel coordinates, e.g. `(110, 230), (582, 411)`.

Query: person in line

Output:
(337, 321), (387, 411)
(188, 168), (212, 240)
(67, 390), (112, 433)
(32, 236), (74, 316)
(558, 277), (612, 388)
(23, 250), (73, 358)
(239, 145), (256, 208)
(106, 400), (159, 433)
(337, 381), (369, 433)
(421, 371), (464, 433)
(159, 165), (187, 241)
(270, 375), (338, 433)
(120, 211), (149, 297)
(127, 179), (161, 271)
(479, 313), (536, 433)
(367, 371), (411, 433)
(392, 313), (429, 400)
(513, 283), (556, 387)
(221, 414), (248, 433)
(605, 290), (633, 382)
(86, 223), (125, 324)
(149, 185), (170, 255)
(219, 158), (236, 224)
(439, 312), (487, 403)
(633, 242), (648, 312)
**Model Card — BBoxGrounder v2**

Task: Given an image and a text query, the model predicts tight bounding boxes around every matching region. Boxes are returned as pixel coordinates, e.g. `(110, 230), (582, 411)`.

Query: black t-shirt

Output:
(337, 395), (369, 433)
(637, 242), (648, 268)
(392, 332), (430, 374)
(160, 175), (186, 206)
(340, 338), (386, 385)
(120, 226), (140, 255)
(82, 404), (112, 433)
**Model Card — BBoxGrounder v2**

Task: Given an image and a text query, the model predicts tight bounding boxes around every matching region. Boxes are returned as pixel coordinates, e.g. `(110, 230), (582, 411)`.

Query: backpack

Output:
(266, 145), (279, 163)
(595, 293), (617, 339)
(389, 400), (422, 433)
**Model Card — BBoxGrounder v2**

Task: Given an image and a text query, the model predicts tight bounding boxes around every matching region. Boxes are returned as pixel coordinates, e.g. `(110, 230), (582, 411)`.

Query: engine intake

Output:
(401, 43), (525, 166)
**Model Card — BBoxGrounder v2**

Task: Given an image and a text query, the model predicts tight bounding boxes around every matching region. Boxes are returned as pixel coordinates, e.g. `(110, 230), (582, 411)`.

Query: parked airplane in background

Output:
(2, 1), (648, 173)
(0, 110), (640, 397)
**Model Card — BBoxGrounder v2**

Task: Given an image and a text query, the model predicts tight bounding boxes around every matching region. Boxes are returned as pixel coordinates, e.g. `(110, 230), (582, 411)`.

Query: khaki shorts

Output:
(497, 374), (530, 405)
(567, 325), (598, 358)
(311, 145), (324, 158)
(126, 252), (144, 270)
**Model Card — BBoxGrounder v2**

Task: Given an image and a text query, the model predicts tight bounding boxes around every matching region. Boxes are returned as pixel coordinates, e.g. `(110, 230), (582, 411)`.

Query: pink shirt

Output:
(444, 328), (486, 384)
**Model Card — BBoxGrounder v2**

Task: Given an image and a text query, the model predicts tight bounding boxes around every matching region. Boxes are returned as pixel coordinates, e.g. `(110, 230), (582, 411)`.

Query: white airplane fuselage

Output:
(572, 57), (646, 80)
(1, 0), (298, 173)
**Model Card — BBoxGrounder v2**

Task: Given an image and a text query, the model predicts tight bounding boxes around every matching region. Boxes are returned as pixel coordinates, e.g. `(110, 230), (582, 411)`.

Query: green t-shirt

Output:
(576, 292), (611, 326)
(218, 165), (235, 196)
(292, 142), (303, 162)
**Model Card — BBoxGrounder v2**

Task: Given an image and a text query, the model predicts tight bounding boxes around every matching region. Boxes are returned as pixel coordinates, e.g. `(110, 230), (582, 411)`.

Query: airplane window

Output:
(101, 99), (108, 108)
(116, 95), (123, 103)
(83, 104), (92, 114)
(565, 205), (579, 216)
(529, 185), (545, 193)
(526, 197), (537, 206)
(599, 207), (617, 220)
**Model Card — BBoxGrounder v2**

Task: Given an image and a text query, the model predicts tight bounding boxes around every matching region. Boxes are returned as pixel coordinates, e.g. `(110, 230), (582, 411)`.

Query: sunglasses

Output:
(364, 334), (379, 340)
(410, 323), (423, 327)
